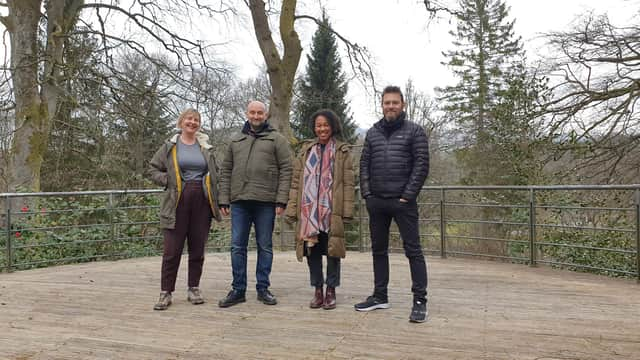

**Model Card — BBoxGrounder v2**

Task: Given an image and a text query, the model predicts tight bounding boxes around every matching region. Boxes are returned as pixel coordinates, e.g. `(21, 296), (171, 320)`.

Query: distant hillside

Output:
(356, 127), (368, 138)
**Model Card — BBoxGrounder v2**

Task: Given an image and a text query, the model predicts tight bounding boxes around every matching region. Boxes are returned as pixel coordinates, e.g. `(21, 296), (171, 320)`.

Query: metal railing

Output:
(1, 185), (639, 282)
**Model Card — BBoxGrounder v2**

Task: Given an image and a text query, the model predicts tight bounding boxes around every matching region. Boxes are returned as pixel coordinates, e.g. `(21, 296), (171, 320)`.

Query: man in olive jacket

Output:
(217, 100), (292, 308)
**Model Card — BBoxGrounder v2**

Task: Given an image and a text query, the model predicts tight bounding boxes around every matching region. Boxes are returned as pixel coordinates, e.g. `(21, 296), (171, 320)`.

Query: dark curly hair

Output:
(309, 109), (343, 139)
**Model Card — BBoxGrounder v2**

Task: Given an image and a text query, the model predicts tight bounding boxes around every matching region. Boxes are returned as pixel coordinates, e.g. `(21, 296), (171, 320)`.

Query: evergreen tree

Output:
(42, 33), (173, 190)
(108, 53), (173, 188)
(440, 0), (522, 143)
(292, 12), (357, 143)
(438, 0), (544, 185)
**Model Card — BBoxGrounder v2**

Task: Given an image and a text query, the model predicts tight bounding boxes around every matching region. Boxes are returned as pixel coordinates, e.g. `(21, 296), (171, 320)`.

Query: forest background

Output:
(0, 0), (637, 191)
(0, 1), (638, 276)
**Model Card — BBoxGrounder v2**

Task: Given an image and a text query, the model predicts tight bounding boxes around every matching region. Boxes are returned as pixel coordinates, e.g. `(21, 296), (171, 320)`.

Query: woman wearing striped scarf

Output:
(286, 109), (355, 310)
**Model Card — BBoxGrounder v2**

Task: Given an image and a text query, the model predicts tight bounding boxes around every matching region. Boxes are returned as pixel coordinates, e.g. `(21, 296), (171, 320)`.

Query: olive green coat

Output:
(149, 132), (222, 229)
(285, 139), (355, 261)
(218, 124), (292, 205)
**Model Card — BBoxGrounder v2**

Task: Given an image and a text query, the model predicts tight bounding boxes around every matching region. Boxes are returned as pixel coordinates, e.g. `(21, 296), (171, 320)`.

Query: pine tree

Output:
(292, 12), (357, 143)
(439, 0), (522, 141)
(438, 0), (544, 185)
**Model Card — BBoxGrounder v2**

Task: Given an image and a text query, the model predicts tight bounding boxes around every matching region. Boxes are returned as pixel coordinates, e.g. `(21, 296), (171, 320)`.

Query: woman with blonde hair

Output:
(149, 108), (222, 310)
(286, 109), (354, 309)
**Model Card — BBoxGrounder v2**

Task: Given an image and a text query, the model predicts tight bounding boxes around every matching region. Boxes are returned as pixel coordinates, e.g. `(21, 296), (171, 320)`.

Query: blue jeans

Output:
(230, 201), (276, 292)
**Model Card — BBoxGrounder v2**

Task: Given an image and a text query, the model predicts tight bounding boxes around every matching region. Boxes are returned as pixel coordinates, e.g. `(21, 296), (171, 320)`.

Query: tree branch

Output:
(294, 14), (375, 91)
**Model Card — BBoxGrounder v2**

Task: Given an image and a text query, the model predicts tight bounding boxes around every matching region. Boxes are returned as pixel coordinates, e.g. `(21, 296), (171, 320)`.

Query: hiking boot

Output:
(187, 287), (205, 305)
(409, 299), (428, 323)
(354, 295), (390, 312)
(310, 287), (323, 309)
(257, 289), (277, 305)
(218, 289), (246, 308)
(323, 287), (336, 310)
(153, 291), (172, 311)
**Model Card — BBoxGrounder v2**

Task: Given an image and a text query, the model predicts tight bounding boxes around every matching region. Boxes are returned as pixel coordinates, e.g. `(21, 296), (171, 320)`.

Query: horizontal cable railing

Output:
(1, 185), (638, 282)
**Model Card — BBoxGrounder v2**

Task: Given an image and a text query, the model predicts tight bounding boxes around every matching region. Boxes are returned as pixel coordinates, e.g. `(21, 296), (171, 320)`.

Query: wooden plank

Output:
(0, 252), (639, 359)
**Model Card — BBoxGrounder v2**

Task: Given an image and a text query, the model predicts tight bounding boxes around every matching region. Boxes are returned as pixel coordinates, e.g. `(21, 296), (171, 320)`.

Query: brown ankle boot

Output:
(323, 287), (336, 310)
(310, 287), (323, 308)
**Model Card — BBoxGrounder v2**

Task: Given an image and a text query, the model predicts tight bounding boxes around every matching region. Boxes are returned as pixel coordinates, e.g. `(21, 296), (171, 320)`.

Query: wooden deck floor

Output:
(0, 251), (639, 360)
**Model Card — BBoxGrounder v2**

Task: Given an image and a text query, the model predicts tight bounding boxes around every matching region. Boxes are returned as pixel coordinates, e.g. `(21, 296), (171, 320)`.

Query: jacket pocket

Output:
(267, 167), (278, 191)
(160, 189), (177, 220)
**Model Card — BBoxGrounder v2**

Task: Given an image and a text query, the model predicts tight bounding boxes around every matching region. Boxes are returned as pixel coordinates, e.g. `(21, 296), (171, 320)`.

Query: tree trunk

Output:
(4, 0), (43, 191)
(3, 0), (82, 192)
(247, 0), (301, 142)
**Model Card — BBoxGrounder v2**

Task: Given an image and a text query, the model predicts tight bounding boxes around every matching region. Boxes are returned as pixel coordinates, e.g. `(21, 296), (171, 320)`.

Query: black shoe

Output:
(354, 295), (390, 312)
(257, 289), (277, 305)
(218, 289), (246, 308)
(409, 299), (428, 323)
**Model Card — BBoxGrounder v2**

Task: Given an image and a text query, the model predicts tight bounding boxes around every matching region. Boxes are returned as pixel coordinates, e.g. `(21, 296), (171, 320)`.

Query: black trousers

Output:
(161, 181), (212, 292)
(306, 231), (341, 288)
(366, 196), (427, 302)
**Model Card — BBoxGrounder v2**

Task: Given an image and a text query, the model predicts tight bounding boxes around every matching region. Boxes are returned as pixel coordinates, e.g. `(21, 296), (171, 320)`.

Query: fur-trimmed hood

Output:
(168, 131), (213, 150)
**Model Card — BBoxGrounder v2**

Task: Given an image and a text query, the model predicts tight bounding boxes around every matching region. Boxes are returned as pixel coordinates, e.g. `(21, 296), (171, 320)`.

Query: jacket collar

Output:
(374, 111), (407, 130)
(301, 137), (349, 153)
(242, 121), (273, 137)
(168, 131), (213, 149)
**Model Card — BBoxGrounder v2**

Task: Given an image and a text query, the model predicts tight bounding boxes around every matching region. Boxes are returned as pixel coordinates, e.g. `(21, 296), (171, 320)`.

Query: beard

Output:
(249, 119), (265, 128)
(384, 113), (399, 122)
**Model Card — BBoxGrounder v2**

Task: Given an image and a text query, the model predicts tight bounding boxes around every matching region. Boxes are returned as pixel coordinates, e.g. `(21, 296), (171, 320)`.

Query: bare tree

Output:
(0, 0), (232, 191)
(403, 79), (461, 184)
(542, 13), (640, 183)
(245, 0), (373, 141)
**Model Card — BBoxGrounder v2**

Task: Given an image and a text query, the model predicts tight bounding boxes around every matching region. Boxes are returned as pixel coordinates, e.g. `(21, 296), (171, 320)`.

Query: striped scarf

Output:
(299, 138), (336, 245)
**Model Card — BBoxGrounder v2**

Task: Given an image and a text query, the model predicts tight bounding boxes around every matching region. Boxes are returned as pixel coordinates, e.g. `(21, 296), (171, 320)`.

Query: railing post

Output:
(529, 188), (537, 267)
(440, 188), (446, 258)
(358, 192), (364, 253)
(108, 193), (115, 258)
(6, 197), (12, 272)
(279, 215), (285, 251)
(635, 189), (640, 283)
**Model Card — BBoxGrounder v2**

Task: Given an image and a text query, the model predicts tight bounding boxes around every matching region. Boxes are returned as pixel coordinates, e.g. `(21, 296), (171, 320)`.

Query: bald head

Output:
(246, 101), (268, 129)
(247, 101), (267, 112)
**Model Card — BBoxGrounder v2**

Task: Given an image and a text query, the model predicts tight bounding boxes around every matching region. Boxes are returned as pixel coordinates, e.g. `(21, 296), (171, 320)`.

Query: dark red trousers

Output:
(161, 181), (212, 292)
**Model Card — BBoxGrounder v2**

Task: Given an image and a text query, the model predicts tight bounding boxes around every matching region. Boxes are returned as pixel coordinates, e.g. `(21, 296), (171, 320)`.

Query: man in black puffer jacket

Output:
(354, 86), (430, 323)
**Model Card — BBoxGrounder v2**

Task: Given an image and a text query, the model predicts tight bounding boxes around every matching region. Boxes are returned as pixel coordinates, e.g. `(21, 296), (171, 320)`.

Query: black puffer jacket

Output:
(360, 112), (429, 200)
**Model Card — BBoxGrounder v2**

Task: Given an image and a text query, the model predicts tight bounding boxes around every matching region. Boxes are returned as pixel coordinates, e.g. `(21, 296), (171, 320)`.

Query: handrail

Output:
(0, 185), (637, 283)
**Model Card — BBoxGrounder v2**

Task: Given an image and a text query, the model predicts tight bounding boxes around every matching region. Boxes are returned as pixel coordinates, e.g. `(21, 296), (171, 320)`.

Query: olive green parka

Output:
(218, 123), (292, 206)
(149, 132), (222, 229)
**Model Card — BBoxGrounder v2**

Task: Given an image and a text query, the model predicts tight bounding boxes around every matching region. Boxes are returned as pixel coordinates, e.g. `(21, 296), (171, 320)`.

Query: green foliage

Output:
(0, 194), (230, 271)
(3, 195), (154, 270)
(541, 229), (636, 277)
(439, 0), (523, 138)
(440, 0), (549, 187)
(291, 12), (357, 144)
(534, 189), (638, 277)
(41, 29), (175, 191)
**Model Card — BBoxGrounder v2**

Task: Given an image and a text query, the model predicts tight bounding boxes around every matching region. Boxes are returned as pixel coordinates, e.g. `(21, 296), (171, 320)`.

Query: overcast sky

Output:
(2, 1), (632, 129)
(224, 0), (634, 128)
